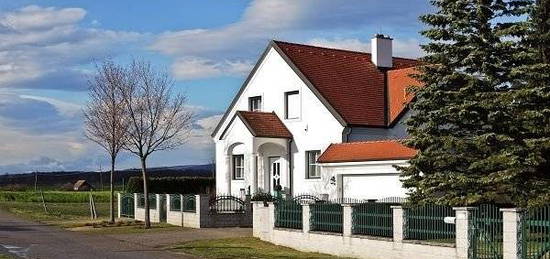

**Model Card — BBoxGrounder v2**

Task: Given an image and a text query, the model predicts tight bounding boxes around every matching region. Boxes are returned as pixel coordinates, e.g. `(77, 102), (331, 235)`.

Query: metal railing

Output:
(169, 194), (181, 212)
(136, 193), (157, 209)
(352, 202), (395, 237)
(209, 194), (246, 214)
(310, 203), (343, 233)
(182, 194), (196, 212)
(404, 204), (455, 243)
(470, 204), (503, 259)
(275, 200), (302, 229)
(522, 205), (550, 259)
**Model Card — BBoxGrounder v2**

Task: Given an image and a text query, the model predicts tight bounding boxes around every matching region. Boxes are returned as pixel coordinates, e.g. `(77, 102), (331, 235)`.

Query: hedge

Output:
(126, 176), (214, 194)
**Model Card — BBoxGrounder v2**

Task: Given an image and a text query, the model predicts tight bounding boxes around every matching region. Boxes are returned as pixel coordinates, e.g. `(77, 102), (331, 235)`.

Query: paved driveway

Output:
(0, 210), (251, 259)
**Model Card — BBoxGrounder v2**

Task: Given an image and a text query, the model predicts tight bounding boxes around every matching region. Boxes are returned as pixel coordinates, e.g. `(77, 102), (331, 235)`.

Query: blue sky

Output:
(0, 0), (430, 173)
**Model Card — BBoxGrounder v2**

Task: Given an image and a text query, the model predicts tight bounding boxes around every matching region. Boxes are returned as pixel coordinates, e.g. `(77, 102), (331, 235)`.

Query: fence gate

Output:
(120, 193), (134, 218)
(159, 195), (167, 222)
(522, 206), (550, 259)
(470, 204), (503, 259)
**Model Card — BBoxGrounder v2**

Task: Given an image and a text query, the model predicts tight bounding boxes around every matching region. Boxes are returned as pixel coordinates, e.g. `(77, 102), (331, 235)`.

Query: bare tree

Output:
(83, 60), (129, 223)
(120, 59), (193, 228)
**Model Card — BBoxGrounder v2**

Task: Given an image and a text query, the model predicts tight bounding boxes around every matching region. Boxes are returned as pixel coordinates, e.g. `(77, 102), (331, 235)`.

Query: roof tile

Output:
(317, 140), (417, 163)
(237, 111), (292, 139)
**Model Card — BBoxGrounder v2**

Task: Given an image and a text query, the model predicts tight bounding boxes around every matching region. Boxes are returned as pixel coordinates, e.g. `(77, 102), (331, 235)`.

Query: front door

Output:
(269, 157), (282, 193)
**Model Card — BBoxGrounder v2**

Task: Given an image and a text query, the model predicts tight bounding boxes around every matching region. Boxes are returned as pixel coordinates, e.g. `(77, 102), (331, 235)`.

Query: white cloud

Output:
(307, 38), (424, 58)
(151, 0), (429, 79)
(19, 95), (82, 117)
(171, 58), (253, 80)
(0, 5), (86, 31)
(0, 5), (144, 90)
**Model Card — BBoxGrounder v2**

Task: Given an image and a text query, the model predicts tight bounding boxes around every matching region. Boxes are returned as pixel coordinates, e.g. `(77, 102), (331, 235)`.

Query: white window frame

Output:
(306, 150), (321, 179)
(249, 96), (262, 112)
(232, 155), (244, 180)
(285, 91), (300, 119)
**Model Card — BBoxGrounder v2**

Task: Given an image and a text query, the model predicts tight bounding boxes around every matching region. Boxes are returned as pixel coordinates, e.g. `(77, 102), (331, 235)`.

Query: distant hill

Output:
(0, 164), (215, 190)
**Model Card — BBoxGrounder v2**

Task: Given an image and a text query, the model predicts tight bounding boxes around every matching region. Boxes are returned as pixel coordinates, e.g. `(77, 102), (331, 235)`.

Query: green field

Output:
(0, 191), (113, 203)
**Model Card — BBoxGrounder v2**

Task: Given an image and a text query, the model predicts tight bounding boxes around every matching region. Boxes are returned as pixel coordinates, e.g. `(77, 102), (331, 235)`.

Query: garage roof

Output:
(317, 140), (417, 163)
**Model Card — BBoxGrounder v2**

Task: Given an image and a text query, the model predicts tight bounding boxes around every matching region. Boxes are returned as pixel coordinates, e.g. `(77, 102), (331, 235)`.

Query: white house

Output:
(211, 35), (421, 201)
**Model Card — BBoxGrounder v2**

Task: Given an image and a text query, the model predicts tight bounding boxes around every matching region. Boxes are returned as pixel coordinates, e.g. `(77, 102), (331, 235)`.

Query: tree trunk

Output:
(109, 156), (115, 223)
(141, 157), (150, 228)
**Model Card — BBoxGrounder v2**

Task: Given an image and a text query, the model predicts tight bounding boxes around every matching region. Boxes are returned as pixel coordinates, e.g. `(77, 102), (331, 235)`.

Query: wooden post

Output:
(40, 190), (49, 214)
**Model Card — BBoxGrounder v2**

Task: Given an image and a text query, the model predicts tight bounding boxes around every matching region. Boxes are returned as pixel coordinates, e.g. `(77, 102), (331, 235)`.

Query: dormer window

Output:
(249, 96), (262, 112)
(285, 91), (300, 119)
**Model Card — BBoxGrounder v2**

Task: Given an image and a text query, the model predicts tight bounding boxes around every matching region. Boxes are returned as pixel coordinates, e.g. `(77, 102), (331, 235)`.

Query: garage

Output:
(341, 174), (407, 200)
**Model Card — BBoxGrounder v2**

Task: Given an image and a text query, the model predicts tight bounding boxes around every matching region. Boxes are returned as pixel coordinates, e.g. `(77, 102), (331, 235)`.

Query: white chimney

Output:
(371, 34), (393, 68)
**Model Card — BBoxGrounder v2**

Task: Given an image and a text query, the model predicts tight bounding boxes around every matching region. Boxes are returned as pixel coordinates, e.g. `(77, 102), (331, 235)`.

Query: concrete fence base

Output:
(120, 193), (252, 228)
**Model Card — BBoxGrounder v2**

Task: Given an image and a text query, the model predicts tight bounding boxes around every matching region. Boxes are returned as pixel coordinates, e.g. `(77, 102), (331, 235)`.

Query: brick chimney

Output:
(371, 34), (393, 68)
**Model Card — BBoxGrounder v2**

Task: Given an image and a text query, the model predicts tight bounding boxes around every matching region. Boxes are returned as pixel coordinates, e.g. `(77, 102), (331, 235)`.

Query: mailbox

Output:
(444, 216), (456, 224)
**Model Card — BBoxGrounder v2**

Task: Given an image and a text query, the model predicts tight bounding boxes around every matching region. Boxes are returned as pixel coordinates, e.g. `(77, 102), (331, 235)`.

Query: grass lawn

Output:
(170, 237), (347, 259)
(0, 201), (181, 234)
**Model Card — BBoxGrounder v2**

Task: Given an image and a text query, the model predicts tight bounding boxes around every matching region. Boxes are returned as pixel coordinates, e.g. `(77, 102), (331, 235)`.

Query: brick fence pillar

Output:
(501, 208), (524, 259)
(453, 207), (476, 259)
(392, 205), (404, 242)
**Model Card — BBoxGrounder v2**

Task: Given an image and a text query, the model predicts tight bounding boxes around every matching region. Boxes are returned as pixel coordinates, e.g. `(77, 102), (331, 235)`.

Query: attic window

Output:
(249, 96), (262, 112)
(285, 91), (300, 119)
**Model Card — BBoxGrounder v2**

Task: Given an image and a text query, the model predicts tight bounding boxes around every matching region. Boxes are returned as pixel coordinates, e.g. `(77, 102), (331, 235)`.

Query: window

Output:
(285, 91), (300, 119)
(306, 150), (321, 178)
(233, 155), (244, 180)
(249, 96), (262, 112)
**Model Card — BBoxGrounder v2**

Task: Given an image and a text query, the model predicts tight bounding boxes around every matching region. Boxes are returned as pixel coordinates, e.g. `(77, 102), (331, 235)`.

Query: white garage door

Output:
(342, 174), (406, 200)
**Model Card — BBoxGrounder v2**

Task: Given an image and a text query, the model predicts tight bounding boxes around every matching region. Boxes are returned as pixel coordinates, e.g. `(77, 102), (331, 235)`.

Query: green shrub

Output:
(126, 176), (214, 194)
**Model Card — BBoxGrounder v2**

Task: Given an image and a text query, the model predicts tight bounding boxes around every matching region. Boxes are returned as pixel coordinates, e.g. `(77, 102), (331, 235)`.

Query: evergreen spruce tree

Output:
(504, 0), (550, 207)
(399, 0), (534, 206)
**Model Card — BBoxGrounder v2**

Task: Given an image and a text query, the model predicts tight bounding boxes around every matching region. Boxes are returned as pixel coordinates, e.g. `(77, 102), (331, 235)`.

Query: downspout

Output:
(342, 127), (353, 143)
(287, 138), (293, 196)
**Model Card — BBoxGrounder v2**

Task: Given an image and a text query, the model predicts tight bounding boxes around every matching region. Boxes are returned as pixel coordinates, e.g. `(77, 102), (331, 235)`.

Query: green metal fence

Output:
(352, 202), (395, 237)
(310, 203), (343, 233)
(169, 194), (181, 212)
(522, 206), (550, 259)
(404, 204), (455, 243)
(471, 204), (503, 259)
(120, 193), (134, 218)
(182, 194), (196, 212)
(275, 200), (303, 229)
(136, 193), (157, 209)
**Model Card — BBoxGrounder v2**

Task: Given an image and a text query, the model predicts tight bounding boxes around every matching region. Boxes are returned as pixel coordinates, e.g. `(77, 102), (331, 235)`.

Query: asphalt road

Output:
(0, 211), (249, 259)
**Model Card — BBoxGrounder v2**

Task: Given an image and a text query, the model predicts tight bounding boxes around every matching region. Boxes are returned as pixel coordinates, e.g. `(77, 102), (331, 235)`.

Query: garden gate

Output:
(469, 204), (503, 259)
(120, 193), (134, 218)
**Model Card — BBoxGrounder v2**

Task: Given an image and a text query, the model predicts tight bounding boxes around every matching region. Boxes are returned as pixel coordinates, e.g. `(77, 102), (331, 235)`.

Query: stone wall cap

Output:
(452, 207), (477, 211)
(390, 205), (403, 209)
(499, 208), (525, 212)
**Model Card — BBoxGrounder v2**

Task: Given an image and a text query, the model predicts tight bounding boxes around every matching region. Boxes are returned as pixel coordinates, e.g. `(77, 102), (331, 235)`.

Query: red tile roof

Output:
(317, 140), (417, 163)
(236, 111), (292, 139)
(273, 41), (420, 127)
(388, 67), (420, 124)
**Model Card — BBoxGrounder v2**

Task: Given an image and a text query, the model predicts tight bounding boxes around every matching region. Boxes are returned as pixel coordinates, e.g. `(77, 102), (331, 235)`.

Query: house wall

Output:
(214, 47), (344, 196)
(346, 111), (410, 142)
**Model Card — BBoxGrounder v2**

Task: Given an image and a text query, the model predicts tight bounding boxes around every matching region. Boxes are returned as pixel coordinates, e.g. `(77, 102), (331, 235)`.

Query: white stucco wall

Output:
(214, 47), (344, 196)
(322, 160), (409, 200)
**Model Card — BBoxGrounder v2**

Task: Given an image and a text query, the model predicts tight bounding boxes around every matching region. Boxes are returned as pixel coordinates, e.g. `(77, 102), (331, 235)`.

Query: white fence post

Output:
(342, 204), (353, 237)
(117, 192), (122, 218)
(501, 208), (524, 259)
(302, 204), (311, 234)
(392, 205), (404, 242)
(453, 207), (475, 259)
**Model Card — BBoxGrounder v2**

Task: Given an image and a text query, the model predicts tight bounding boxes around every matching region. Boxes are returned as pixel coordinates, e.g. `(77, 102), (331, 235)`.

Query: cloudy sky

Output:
(0, 0), (430, 173)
